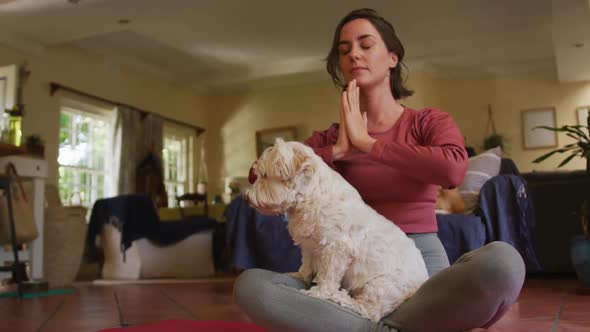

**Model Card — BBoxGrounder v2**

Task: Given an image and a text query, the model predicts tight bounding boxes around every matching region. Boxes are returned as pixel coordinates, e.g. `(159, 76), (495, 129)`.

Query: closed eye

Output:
(338, 35), (375, 55)
(338, 45), (350, 55)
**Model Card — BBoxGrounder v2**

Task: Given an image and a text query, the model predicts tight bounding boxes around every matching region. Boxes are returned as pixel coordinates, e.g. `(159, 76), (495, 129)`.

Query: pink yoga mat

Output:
(98, 320), (267, 332)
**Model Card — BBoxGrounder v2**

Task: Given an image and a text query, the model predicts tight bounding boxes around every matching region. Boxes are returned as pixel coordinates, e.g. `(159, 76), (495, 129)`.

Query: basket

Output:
(42, 185), (87, 288)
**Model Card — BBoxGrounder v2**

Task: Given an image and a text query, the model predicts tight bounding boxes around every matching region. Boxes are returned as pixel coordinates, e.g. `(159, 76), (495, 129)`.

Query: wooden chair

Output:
(175, 193), (208, 219)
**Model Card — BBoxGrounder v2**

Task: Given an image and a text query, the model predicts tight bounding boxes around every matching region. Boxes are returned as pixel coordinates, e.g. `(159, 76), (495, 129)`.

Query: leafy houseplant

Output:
(483, 133), (506, 150)
(532, 116), (590, 174)
(580, 200), (590, 240)
(572, 200), (590, 288)
(25, 134), (45, 157)
(534, 117), (590, 289)
(483, 105), (506, 150)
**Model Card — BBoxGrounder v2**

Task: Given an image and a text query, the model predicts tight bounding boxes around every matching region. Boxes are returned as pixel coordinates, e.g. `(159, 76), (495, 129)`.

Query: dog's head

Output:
(245, 138), (316, 215)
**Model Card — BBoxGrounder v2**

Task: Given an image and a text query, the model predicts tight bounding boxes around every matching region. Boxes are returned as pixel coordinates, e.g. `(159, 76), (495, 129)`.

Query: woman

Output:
(234, 8), (525, 332)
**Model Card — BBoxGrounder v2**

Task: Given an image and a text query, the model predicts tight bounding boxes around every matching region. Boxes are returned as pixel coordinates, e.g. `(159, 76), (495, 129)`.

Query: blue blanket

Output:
(475, 175), (541, 271)
(86, 194), (217, 262)
(436, 175), (541, 271)
(224, 175), (541, 273)
(224, 196), (300, 272)
(223, 198), (485, 271)
(435, 214), (485, 264)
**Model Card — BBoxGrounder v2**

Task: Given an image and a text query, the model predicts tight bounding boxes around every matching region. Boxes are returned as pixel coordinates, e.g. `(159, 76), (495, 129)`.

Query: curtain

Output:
(113, 109), (166, 206)
(112, 106), (142, 195)
(197, 133), (208, 194)
(142, 113), (164, 157)
(136, 113), (167, 208)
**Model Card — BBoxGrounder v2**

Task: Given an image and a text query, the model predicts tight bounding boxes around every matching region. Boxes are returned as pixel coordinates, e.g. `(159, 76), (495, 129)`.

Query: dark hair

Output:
(326, 8), (413, 99)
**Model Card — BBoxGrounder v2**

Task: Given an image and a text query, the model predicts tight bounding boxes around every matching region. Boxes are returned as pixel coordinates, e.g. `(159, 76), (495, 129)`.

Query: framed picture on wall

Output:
(256, 126), (297, 157)
(577, 106), (590, 126)
(521, 107), (558, 149)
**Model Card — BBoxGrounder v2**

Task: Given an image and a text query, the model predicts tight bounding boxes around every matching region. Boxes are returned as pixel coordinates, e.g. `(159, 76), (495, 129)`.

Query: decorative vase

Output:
(571, 236), (590, 289)
(26, 144), (44, 157)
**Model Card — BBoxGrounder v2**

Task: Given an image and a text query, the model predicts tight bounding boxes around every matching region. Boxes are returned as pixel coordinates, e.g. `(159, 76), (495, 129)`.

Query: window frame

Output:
(0, 64), (18, 111)
(162, 123), (195, 207)
(57, 98), (115, 208)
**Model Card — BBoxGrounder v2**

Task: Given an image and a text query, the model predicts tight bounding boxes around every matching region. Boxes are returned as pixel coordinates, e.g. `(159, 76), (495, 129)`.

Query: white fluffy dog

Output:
(245, 139), (429, 322)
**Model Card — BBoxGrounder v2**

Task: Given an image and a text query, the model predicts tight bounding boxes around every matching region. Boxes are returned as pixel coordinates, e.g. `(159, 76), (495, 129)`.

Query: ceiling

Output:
(0, 0), (589, 90)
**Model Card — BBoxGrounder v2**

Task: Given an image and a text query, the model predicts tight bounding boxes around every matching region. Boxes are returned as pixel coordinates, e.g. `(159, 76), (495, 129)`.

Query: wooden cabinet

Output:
(0, 155), (47, 279)
(523, 171), (590, 274)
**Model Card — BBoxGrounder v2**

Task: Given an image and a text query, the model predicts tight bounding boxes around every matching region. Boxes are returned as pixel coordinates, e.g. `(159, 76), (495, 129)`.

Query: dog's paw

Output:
(344, 304), (378, 322)
(365, 310), (382, 322)
(302, 285), (342, 302)
(301, 285), (326, 299)
(286, 271), (302, 279)
(287, 271), (304, 281)
(287, 271), (313, 283)
(302, 287), (376, 320)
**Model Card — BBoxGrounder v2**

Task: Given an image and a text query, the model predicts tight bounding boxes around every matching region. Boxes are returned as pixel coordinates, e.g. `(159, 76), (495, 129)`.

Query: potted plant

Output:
(572, 200), (590, 290)
(483, 133), (506, 150)
(25, 134), (45, 157)
(534, 117), (590, 291)
(532, 117), (590, 174)
(228, 180), (242, 201)
(483, 105), (506, 151)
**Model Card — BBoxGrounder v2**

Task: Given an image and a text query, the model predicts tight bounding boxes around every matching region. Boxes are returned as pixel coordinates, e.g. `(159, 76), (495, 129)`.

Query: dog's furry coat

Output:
(245, 139), (428, 321)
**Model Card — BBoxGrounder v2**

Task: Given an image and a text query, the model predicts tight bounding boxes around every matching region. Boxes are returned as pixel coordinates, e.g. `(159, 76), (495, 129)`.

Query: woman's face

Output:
(337, 19), (397, 89)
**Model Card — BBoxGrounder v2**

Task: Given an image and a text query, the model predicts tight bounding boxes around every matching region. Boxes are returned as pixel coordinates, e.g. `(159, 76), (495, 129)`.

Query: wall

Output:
(4, 42), (589, 198)
(206, 68), (590, 197)
(206, 78), (340, 196)
(433, 70), (590, 172)
(0, 45), (208, 185)
(205, 69), (436, 197)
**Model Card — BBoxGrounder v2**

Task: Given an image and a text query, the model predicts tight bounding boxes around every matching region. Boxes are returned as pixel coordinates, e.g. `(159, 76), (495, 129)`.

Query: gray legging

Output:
(233, 234), (525, 332)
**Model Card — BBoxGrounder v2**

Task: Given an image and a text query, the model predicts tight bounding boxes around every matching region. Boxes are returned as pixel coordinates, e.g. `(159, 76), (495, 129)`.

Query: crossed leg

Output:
(234, 241), (525, 332)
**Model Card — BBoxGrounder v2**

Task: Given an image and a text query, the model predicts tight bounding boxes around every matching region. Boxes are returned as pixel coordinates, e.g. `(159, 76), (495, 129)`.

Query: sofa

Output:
(522, 170), (590, 274)
(100, 223), (215, 279)
(85, 195), (218, 279)
(222, 157), (541, 273)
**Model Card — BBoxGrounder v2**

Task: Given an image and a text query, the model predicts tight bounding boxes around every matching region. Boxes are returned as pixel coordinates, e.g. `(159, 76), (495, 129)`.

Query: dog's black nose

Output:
(249, 165), (257, 184)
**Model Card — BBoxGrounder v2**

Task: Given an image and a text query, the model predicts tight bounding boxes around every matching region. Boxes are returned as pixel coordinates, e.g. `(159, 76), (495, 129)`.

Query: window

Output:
(58, 102), (114, 208)
(0, 65), (17, 112)
(0, 76), (7, 113)
(162, 124), (195, 207)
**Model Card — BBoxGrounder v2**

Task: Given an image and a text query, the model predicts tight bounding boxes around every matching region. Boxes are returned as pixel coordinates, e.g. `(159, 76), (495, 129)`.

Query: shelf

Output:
(0, 142), (26, 157)
(0, 250), (30, 261)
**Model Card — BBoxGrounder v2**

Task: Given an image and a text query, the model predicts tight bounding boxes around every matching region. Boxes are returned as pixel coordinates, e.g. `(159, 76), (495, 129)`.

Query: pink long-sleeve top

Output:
(304, 107), (468, 233)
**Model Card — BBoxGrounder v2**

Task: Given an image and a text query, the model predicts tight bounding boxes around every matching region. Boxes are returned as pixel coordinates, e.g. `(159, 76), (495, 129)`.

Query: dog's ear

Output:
(290, 143), (314, 178)
(267, 141), (313, 181)
(267, 139), (297, 180)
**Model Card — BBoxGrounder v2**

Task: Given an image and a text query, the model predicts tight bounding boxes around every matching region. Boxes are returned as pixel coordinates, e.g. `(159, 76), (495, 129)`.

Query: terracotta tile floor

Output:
(491, 278), (589, 332)
(0, 277), (588, 331)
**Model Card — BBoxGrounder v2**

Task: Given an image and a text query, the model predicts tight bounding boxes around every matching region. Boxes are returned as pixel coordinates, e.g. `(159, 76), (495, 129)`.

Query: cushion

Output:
(458, 147), (502, 213)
